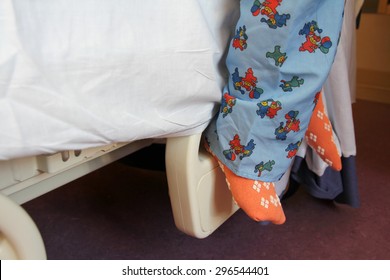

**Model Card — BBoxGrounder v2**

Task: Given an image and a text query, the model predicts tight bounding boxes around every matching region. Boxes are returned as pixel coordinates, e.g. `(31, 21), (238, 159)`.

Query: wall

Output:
(356, 13), (390, 103)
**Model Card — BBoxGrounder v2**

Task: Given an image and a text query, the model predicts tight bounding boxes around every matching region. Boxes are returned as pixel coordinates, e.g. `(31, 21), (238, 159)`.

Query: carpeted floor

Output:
(22, 100), (390, 260)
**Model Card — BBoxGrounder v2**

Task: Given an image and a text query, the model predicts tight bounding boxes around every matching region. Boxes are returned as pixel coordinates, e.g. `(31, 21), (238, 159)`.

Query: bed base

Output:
(2, 141), (156, 205)
(0, 134), (238, 259)
(0, 140), (156, 259)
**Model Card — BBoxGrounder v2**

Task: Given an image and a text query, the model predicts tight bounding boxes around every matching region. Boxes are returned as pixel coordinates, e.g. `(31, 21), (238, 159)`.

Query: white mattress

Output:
(0, 0), (239, 160)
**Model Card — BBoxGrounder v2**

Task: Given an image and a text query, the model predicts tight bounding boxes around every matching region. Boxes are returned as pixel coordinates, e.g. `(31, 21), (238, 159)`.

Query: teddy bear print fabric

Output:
(204, 0), (345, 182)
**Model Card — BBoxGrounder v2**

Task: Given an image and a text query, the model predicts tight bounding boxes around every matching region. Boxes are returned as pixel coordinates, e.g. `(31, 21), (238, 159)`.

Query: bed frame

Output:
(0, 134), (238, 259)
(166, 134), (239, 239)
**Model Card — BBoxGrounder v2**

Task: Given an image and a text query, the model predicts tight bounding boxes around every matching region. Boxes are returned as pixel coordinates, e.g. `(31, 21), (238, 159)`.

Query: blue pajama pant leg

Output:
(205, 0), (345, 182)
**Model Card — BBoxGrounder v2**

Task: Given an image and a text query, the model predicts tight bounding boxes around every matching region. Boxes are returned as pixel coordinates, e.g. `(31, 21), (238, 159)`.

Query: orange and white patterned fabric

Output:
(305, 91), (342, 171)
(219, 159), (286, 225)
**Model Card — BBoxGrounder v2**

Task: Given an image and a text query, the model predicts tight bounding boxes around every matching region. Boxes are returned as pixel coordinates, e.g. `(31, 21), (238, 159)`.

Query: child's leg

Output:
(205, 144), (286, 224)
(204, 0), (345, 223)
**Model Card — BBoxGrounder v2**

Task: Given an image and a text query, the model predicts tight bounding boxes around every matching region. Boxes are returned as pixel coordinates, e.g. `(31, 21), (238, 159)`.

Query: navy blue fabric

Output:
(291, 155), (360, 207)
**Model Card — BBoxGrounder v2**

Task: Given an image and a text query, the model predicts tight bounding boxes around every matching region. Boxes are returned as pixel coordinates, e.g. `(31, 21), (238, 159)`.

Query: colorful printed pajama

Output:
(203, 0), (347, 223)
(205, 0), (345, 183)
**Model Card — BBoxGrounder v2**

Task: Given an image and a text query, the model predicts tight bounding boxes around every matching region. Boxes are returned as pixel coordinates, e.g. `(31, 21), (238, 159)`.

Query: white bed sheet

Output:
(0, 0), (239, 160)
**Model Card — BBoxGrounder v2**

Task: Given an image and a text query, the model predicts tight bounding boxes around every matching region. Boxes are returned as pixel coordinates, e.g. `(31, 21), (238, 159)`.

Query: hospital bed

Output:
(0, 0), (240, 259)
(0, 0), (359, 260)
